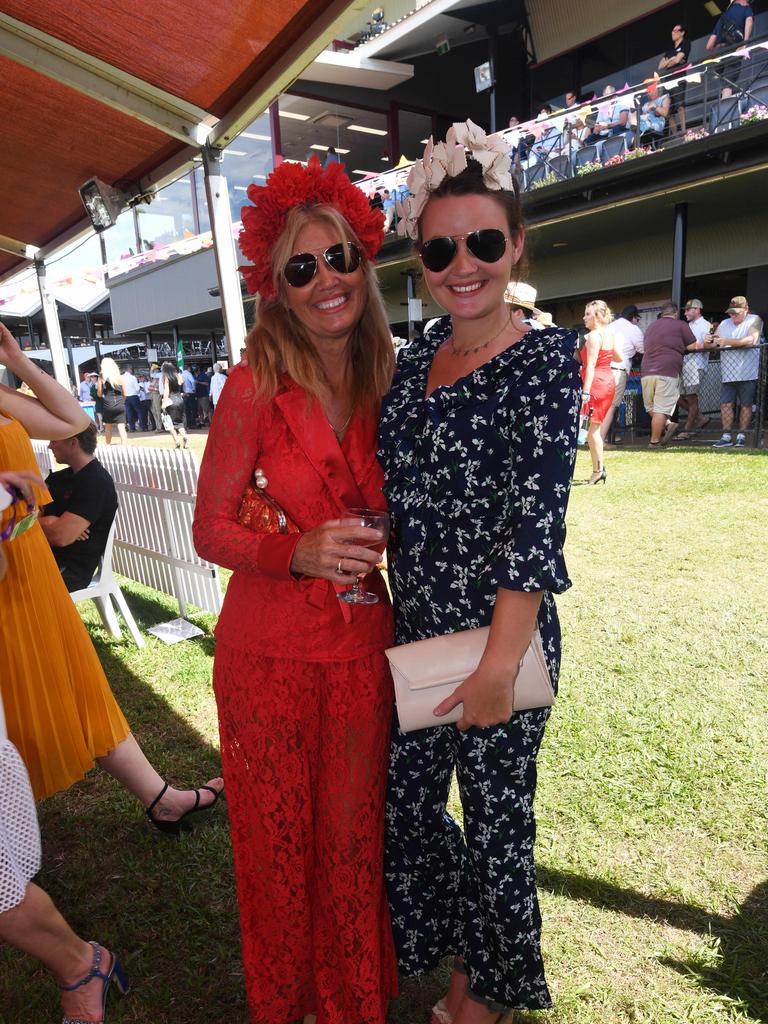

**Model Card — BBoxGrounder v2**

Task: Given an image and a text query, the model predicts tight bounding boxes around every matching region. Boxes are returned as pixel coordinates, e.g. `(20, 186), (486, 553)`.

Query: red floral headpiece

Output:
(238, 157), (385, 300)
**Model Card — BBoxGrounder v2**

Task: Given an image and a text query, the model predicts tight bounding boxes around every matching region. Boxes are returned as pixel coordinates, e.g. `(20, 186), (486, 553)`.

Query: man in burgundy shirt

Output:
(640, 302), (697, 445)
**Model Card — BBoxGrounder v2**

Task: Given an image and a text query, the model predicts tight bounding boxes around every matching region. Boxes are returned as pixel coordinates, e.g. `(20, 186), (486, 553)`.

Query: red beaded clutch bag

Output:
(237, 468), (299, 535)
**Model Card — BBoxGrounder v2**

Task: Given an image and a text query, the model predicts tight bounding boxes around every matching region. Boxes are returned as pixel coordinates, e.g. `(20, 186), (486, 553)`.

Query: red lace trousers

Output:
(214, 644), (398, 1024)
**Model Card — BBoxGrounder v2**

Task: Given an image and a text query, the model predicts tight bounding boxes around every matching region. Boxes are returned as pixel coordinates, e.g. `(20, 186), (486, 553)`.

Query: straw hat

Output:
(504, 281), (542, 316)
(536, 311), (554, 328)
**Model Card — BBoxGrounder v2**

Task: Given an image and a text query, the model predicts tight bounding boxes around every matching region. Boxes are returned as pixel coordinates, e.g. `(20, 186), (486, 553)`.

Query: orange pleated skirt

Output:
(0, 416), (129, 800)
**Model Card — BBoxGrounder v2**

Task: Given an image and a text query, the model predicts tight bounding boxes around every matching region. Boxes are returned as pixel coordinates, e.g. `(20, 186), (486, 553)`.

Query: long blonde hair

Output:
(100, 357), (122, 388)
(246, 205), (394, 409)
(584, 299), (613, 326)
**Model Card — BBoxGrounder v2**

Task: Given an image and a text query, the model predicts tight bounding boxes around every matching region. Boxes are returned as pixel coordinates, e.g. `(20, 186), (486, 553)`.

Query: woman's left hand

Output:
(433, 666), (516, 731)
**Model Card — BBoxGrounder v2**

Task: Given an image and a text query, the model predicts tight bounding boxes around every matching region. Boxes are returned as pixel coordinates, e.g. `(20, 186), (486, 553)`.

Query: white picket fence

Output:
(32, 442), (222, 617)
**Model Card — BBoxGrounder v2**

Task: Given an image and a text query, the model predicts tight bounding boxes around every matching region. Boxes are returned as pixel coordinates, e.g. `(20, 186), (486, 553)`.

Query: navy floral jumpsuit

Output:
(378, 317), (581, 1011)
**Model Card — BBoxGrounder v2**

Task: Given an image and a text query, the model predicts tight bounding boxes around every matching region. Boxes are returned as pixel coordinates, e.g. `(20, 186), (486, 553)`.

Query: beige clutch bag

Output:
(385, 626), (555, 733)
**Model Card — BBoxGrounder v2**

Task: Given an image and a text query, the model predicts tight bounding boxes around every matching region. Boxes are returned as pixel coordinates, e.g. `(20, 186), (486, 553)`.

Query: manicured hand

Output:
(290, 518), (385, 584)
(433, 666), (517, 731)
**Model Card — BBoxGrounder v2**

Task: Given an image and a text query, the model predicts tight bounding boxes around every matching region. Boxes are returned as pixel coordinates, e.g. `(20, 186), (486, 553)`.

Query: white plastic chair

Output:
(69, 520), (145, 647)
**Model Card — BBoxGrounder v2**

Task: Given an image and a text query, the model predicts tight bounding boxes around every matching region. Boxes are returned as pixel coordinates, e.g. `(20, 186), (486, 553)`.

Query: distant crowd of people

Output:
(576, 292), (764, 483)
(507, 3), (758, 173)
(74, 359), (230, 444)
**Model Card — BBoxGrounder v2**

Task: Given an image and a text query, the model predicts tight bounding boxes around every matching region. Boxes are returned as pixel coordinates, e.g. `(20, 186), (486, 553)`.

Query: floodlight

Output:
(78, 178), (129, 232)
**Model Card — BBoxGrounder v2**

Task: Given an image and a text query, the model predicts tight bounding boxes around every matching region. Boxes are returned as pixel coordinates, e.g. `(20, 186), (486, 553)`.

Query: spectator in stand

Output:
(369, 189), (384, 213)
(182, 363), (198, 429)
(508, 115), (520, 128)
(580, 300), (622, 484)
(39, 424), (118, 592)
(658, 24), (691, 134)
(195, 365), (212, 426)
(382, 189), (396, 232)
(640, 302), (697, 447)
(584, 85), (632, 146)
(678, 299), (712, 438)
(148, 362), (163, 431)
(707, 0), (754, 51)
(707, 296), (763, 448)
(638, 87), (671, 142)
(513, 133), (538, 177)
(122, 365), (141, 432)
(706, 0), (754, 98)
(77, 371), (92, 404)
(600, 304), (645, 441)
(209, 362), (228, 412)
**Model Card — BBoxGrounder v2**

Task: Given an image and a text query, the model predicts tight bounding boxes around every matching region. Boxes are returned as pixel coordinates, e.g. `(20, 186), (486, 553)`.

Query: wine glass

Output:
(338, 507), (390, 605)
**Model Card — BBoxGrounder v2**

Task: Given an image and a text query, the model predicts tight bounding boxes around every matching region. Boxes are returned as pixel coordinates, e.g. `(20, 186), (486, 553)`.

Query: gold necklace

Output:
(325, 408), (354, 439)
(449, 318), (513, 358)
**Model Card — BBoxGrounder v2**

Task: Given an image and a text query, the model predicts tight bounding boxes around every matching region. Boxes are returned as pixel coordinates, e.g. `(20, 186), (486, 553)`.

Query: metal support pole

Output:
(488, 26), (498, 134)
(84, 311), (102, 365)
(34, 258), (70, 389)
(202, 145), (247, 367)
(671, 202), (688, 313)
(64, 337), (78, 386)
(754, 343), (766, 449)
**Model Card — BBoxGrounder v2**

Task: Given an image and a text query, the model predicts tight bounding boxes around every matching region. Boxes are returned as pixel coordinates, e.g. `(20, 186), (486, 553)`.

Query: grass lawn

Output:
(2, 446), (767, 1023)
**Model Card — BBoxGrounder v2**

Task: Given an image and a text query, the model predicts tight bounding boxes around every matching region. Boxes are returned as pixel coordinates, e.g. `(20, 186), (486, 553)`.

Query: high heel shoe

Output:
(145, 780), (223, 835)
(60, 941), (129, 1024)
(586, 467), (607, 486)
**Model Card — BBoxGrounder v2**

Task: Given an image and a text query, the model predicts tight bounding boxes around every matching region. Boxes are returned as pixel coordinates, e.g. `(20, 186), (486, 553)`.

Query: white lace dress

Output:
(0, 693), (41, 914)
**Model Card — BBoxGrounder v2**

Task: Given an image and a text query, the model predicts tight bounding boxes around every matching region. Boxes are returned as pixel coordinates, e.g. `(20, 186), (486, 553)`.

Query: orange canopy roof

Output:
(0, 0), (353, 280)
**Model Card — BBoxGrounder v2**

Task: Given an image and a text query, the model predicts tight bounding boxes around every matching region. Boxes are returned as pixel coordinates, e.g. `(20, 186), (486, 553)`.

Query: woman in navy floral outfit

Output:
(378, 122), (581, 1024)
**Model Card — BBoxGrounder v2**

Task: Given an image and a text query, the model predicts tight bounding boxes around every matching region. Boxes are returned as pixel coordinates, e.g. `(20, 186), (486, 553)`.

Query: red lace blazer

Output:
(193, 365), (393, 661)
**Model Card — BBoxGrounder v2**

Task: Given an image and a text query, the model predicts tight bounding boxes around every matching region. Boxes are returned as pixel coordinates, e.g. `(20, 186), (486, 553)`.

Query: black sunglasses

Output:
(419, 229), (510, 273)
(283, 242), (362, 288)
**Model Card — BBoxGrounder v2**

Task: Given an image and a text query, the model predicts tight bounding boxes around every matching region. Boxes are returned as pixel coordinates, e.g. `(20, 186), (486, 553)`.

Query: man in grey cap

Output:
(678, 299), (712, 438)
(706, 296), (763, 448)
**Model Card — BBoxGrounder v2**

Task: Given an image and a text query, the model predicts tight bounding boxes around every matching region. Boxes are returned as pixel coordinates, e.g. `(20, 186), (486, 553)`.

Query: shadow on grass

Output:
(0, 590), (248, 1024)
(539, 867), (768, 1021)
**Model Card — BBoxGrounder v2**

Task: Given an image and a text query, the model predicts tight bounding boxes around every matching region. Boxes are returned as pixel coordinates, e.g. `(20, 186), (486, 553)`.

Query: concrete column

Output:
(34, 258), (70, 389)
(671, 202), (688, 313)
(202, 145), (246, 367)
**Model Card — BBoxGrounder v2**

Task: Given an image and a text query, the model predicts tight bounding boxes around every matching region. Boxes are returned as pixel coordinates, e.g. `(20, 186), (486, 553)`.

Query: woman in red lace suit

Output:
(193, 160), (397, 1024)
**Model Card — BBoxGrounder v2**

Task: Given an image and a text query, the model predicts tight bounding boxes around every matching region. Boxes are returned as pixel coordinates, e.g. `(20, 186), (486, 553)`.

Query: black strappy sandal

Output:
(145, 781), (223, 836)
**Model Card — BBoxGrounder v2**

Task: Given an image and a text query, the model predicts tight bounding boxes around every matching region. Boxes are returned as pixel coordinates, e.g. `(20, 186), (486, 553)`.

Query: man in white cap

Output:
(707, 296), (763, 448)
(677, 299), (712, 438)
(504, 282), (548, 328)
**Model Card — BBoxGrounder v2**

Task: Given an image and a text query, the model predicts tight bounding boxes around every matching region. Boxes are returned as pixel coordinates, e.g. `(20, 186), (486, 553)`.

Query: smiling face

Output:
(418, 194), (523, 324)
(281, 218), (367, 352)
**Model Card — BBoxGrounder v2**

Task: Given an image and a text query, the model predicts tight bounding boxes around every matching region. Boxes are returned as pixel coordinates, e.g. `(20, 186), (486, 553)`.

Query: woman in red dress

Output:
(193, 160), (397, 1024)
(580, 300), (623, 485)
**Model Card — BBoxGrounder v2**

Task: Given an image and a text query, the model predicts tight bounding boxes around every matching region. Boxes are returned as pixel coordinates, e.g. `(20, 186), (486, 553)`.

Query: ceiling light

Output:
(241, 132), (271, 141)
(420, 138), (430, 144)
(352, 169), (378, 175)
(253, 174), (267, 180)
(553, 241), (568, 248)
(224, 149), (248, 157)
(347, 124), (388, 136)
(279, 110), (310, 121)
(704, 1), (721, 15)
(234, 186), (249, 191)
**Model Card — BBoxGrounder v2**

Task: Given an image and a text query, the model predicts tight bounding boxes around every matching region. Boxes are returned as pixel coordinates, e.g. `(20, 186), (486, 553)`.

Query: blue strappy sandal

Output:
(60, 941), (129, 1024)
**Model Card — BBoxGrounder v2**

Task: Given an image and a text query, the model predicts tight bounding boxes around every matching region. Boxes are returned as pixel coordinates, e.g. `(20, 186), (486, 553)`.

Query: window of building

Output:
(397, 109), (434, 164)
(102, 210), (139, 263)
(224, 111), (274, 225)
(135, 173), (196, 251)
(277, 94), (389, 182)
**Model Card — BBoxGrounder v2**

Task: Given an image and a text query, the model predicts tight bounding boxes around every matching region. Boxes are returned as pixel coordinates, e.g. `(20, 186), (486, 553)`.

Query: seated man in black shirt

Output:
(39, 423), (118, 592)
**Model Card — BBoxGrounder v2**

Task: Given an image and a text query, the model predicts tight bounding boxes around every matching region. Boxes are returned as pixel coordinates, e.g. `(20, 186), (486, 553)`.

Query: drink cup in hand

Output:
(338, 507), (390, 605)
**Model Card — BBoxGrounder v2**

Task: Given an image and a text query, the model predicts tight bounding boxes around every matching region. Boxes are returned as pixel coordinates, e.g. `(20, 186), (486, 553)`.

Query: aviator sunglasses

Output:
(283, 242), (362, 288)
(419, 229), (510, 273)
